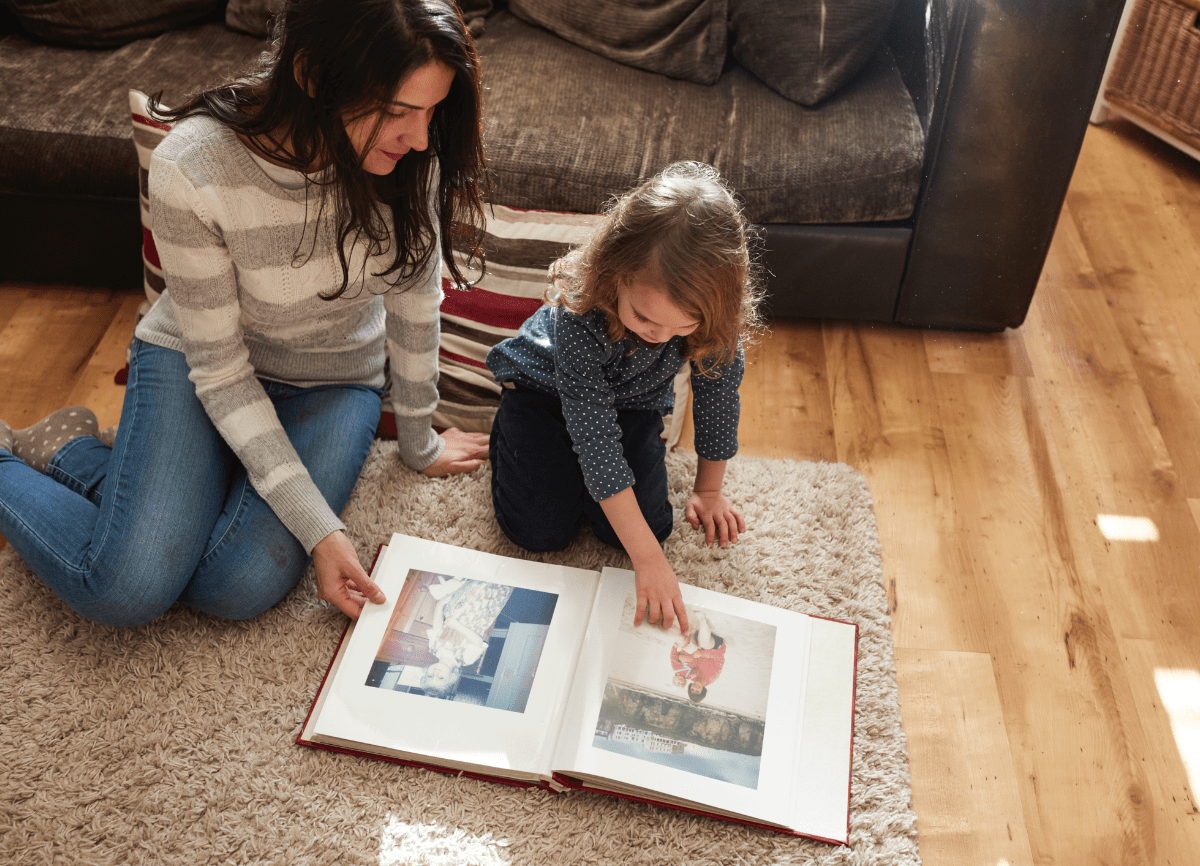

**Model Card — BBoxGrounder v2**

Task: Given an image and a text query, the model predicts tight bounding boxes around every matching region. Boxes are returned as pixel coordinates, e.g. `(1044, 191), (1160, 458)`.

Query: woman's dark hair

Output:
(151, 0), (488, 298)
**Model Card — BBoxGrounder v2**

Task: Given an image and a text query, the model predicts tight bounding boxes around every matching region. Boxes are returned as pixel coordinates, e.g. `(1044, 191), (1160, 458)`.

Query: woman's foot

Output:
(11, 407), (99, 472)
(0, 419), (12, 454)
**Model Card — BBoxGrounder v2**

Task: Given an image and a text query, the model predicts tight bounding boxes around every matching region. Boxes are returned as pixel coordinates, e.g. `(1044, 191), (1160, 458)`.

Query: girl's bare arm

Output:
(599, 487), (689, 635)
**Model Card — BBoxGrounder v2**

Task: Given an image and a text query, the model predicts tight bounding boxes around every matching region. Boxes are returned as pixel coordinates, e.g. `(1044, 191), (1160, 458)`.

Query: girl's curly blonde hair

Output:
(546, 161), (765, 377)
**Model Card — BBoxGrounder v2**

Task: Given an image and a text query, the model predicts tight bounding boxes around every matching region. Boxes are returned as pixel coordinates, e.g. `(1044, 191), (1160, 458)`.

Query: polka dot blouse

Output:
(486, 304), (743, 501)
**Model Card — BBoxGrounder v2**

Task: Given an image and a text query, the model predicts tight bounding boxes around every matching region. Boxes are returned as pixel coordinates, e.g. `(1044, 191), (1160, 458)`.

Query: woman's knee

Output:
(188, 572), (302, 620)
(72, 563), (192, 628)
(183, 514), (307, 620)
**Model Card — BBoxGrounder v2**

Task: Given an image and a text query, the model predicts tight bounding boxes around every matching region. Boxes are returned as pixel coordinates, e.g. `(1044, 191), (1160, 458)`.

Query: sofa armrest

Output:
(887, 0), (946, 134)
(895, 0), (1126, 330)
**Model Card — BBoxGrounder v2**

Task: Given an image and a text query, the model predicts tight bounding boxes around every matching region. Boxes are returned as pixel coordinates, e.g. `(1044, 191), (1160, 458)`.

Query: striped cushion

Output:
(433, 207), (600, 432)
(434, 205), (691, 446)
(129, 90), (171, 311)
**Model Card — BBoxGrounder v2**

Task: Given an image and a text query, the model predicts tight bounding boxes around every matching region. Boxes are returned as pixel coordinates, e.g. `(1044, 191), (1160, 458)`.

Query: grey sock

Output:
(12, 407), (99, 473)
(0, 419), (11, 454)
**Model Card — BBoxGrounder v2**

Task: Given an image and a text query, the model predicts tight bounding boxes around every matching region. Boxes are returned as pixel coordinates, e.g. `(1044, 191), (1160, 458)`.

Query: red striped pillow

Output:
(432, 206), (602, 433)
(129, 90), (172, 313)
(431, 205), (691, 445)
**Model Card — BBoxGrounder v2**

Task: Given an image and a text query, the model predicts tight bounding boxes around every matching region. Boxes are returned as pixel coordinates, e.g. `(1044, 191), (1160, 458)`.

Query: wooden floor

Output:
(3, 118), (1199, 863)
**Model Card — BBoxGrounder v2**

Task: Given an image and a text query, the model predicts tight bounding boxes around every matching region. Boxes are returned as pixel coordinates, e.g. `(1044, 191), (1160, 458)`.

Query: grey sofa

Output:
(0, 0), (1124, 330)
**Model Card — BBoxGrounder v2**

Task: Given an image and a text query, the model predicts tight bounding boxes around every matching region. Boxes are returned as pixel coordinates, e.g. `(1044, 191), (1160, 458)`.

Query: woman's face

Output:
(343, 60), (455, 175)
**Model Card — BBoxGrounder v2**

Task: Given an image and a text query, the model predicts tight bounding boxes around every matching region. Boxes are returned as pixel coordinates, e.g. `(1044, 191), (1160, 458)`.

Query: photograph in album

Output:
(363, 570), (558, 713)
(592, 599), (773, 788)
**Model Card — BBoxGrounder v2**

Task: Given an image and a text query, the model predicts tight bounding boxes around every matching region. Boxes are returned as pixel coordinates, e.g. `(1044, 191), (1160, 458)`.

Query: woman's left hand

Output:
(421, 427), (489, 477)
(686, 491), (746, 548)
(312, 530), (387, 620)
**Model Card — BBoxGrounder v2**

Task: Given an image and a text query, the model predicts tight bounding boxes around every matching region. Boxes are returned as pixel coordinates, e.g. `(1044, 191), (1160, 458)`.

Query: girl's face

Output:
(343, 60), (455, 175)
(424, 662), (454, 690)
(616, 272), (701, 346)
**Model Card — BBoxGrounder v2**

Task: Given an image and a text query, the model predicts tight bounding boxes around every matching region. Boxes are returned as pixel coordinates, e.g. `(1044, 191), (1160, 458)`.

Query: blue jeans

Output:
(489, 385), (672, 552)
(0, 339), (381, 627)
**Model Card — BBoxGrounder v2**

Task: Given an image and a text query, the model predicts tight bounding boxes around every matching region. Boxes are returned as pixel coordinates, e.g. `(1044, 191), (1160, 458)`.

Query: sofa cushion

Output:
(224, 0), (282, 37)
(2, 0), (223, 48)
(507, 0), (728, 85)
(729, 0), (897, 107)
(0, 23), (266, 199)
(476, 11), (924, 225)
(226, 0), (496, 39)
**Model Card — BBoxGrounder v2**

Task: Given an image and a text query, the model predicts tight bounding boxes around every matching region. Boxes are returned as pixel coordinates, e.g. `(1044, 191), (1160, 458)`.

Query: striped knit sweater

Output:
(135, 115), (445, 553)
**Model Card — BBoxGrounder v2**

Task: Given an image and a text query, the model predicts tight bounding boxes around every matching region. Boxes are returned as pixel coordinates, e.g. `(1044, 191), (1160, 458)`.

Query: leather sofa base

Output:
(760, 224), (911, 323)
(0, 191), (143, 289)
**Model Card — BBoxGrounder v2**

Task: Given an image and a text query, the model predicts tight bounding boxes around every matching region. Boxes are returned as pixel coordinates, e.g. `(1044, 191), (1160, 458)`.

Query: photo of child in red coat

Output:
(670, 611), (726, 703)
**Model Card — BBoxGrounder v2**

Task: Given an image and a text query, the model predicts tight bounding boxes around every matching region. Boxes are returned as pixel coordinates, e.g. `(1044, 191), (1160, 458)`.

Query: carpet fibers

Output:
(0, 443), (919, 866)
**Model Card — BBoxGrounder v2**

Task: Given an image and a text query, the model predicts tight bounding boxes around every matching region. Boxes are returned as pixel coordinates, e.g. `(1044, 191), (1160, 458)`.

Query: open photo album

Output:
(298, 533), (859, 843)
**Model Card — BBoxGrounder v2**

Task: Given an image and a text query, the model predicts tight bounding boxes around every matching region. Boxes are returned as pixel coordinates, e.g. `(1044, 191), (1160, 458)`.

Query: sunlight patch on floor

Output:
(379, 816), (512, 865)
(1096, 514), (1159, 542)
(1154, 669), (1200, 803)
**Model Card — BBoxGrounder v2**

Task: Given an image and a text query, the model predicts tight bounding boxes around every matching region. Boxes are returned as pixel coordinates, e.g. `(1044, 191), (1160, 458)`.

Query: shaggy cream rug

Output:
(0, 443), (919, 866)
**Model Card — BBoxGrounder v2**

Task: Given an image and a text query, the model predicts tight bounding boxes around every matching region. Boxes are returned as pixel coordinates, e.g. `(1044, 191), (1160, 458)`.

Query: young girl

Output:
(486, 161), (764, 635)
(0, 0), (490, 627)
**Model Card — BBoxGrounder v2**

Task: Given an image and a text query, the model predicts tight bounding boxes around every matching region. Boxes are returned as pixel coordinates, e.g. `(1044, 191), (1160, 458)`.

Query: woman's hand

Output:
(312, 530), (386, 620)
(421, 427), (489, 477)
(686, 491), (746, 548)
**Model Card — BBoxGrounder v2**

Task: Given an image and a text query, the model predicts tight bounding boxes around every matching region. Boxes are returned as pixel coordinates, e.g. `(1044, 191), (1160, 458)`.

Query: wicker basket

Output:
(1105, 0), (1200, 151)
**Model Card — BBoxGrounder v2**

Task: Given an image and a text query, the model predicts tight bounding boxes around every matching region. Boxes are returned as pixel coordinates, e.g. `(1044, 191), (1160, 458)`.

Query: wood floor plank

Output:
(740, 318), (837, 461)
(63, 291), (144, 429)
(1019, 282), (1200, 866)
(894, 647), (1035, 866)
(679, 318), (837, 462)
(824, 322), (989, 653)
(0, 285), (31, 333)
(922, 328), (1033, 378)
(1023, 283), (1200, 641)
(0, 287), (127, 428)
(1017, 167), (1200, 862)
(931, 361), (1156, 865)
(1065, 128), (1200, 502)
(1115, 640), (1200, 856)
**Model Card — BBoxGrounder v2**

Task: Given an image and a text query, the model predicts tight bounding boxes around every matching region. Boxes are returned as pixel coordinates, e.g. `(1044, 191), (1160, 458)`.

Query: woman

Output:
(0, 0), (489, 627)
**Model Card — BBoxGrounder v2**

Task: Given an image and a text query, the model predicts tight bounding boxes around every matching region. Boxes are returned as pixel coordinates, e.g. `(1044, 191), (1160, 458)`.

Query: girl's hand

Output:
(312, 530), (386, 620)
(597, 486), (689, 634)
(633, 555), (689, 635)
(686, 491), (746, 548)
(421, 427), (489, 477)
